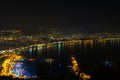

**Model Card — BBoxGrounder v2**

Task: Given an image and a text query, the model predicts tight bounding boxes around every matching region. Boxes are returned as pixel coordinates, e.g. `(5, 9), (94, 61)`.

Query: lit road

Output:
(71, 56), (91, 80)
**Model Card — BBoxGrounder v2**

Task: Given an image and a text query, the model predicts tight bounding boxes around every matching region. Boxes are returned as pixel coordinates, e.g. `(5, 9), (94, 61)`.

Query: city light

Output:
(0, 53), (30, 79)
(71, 56), (91, 80)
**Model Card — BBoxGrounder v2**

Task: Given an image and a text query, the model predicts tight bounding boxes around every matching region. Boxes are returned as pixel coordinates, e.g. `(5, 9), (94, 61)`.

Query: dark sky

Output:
(0, 0), (120, 32)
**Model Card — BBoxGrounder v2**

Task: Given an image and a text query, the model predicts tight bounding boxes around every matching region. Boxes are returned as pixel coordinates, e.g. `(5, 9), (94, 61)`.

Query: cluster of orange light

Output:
(0, 53), (23, 78)
(71, 56), (91, 80)
(83, 40), (93, 46)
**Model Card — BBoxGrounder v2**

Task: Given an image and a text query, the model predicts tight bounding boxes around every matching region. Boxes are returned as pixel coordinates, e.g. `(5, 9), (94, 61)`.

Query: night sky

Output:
(0, 0), (120, 33)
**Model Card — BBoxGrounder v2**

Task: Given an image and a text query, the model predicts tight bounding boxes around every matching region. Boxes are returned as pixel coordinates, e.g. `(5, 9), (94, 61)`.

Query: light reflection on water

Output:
(1, 39), (120, 79)
(38, 39), (120, 78)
